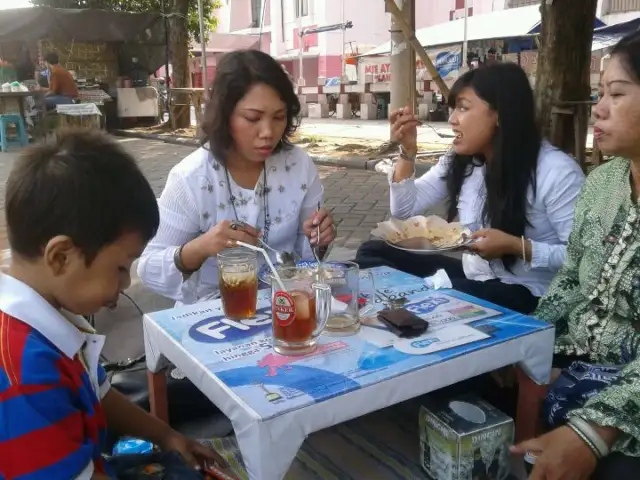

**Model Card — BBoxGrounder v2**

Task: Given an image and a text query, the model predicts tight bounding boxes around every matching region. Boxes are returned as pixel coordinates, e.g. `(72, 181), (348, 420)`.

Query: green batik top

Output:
(535, 158), (640, 456)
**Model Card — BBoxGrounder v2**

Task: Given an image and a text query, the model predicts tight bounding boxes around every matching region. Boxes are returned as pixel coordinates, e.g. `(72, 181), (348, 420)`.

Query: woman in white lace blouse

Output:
(138, 50), (336, 305)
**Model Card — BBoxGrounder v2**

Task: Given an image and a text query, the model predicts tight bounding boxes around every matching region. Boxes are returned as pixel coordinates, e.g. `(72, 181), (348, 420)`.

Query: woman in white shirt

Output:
(355, 62), (585, 313)
(138, 50), (336, 305)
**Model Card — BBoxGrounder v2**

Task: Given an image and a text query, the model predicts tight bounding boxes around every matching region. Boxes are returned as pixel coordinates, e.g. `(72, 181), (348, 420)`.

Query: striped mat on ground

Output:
(205, 398), (429, 480)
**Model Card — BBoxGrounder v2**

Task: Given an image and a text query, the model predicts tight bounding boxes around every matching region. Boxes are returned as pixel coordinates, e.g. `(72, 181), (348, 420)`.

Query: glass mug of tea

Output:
(270, 267), (332, 356)
(217, 248), (258, 320)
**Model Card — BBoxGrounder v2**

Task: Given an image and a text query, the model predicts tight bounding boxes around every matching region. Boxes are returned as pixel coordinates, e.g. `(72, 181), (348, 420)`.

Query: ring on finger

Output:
(230, 220), (245, 231)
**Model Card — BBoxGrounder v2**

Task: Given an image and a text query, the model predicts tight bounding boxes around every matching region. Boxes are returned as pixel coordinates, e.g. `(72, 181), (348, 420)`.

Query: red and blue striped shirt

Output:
(0, 274), (111, 479)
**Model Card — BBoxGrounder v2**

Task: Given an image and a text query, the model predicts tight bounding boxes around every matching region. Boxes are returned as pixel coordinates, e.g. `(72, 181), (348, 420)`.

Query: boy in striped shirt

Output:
(0, 131), (226, 479)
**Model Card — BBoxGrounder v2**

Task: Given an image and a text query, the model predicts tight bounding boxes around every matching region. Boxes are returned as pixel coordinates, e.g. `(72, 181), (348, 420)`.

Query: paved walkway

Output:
(296, 117), (596, 149)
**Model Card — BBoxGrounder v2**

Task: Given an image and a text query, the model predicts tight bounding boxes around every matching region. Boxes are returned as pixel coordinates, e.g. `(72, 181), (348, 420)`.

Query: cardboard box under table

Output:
(143, 266), (554, 480)
(420, 393), (514, 480)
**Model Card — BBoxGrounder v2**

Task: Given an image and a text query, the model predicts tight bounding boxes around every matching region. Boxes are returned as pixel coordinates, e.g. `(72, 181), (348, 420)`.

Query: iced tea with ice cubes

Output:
(270, 267), (332, 355)
(273, 290), (316, 343)
(218, 248), (258, 320)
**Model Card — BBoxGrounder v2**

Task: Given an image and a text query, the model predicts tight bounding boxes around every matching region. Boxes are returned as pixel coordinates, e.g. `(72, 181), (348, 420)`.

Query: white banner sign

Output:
(359, 45), (462, 84)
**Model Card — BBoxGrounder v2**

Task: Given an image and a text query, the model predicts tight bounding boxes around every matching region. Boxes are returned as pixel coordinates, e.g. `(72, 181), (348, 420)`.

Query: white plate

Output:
(384, 236), (475, 255)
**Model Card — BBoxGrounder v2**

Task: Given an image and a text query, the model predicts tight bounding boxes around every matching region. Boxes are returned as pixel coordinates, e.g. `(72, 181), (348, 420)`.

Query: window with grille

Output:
(295, 0), (309, 18)
(508, 0), (540, 8)
(603, 0), (640, 14)
(251, 0), (262, 27)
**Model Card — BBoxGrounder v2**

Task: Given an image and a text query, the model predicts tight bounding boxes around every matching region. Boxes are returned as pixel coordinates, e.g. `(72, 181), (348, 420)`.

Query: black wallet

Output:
(377, 308), (429, 338)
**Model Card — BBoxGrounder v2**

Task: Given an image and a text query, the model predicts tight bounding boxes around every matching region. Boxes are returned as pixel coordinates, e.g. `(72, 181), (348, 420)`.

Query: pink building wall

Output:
(215, 0), (513, 86)
(227, 0), (272, 31)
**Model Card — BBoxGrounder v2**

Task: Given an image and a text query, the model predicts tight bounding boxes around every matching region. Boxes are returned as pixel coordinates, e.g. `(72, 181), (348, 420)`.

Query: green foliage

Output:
(31, 0), (222, 41)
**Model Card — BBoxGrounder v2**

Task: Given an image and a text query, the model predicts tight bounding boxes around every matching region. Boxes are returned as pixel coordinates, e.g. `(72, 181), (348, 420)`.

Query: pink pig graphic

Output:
(257, 341), (349, 376)
(258, 353), (295, 377)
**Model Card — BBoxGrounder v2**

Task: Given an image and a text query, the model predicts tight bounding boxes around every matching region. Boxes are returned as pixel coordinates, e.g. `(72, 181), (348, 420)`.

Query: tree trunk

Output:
(535, 0), (598, 167)
(168, 0), (191, 128)
(389, 0), (415, 113)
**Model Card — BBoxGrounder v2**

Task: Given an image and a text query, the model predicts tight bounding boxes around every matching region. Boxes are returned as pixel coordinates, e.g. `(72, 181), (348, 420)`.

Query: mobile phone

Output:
(377, 308), (428, 338)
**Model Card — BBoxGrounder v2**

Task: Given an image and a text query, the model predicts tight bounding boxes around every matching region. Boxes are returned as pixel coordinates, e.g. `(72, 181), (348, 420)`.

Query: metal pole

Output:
(298, 0), (304, 86)
(462, 0), (469, 72)
(341, 0), (346, 79)
(197, 0), (208, 90)
(259, 0), (267, 51)
(161, 0), (170, 87)
(409, 0), (415, 113)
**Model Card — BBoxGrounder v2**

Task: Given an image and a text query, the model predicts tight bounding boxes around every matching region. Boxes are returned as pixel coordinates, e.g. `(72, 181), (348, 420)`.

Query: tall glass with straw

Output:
(237, 241), (332, 355)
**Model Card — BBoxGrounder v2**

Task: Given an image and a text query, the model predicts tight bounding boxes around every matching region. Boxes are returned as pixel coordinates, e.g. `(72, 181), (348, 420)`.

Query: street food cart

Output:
(0, 7), (168, 131)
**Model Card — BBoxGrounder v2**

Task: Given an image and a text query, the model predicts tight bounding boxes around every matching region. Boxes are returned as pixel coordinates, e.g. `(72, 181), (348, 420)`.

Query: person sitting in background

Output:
(511, 30), (640, 480)
(138, 50), (336, 305)
(42, 51), (78, 108)
(355, 62), (585, 314)
(484, 47), (499, 65)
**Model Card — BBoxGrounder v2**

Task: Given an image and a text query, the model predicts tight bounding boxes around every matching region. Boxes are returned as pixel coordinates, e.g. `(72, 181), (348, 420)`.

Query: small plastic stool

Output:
(0, 114), (28, 152)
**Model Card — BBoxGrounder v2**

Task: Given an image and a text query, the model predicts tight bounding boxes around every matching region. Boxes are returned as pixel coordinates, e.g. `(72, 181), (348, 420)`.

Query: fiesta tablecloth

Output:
(143, 267), (554, 480)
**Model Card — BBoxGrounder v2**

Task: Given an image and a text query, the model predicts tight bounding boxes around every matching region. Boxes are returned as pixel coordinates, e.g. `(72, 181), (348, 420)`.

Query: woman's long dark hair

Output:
(445, 62), (540, 269)
(200, 49), (300, 163)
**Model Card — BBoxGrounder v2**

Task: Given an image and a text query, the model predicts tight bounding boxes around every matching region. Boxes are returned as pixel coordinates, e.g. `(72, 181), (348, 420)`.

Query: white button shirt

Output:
(138, 145), (323, 305)
(389, 142), (586, 297)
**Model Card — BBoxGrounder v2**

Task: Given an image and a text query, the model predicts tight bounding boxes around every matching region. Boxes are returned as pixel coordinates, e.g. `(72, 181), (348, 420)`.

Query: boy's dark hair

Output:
(5, 130), (159, 263)
(44, 51), (59, 65)
(201, 49), (300, 163)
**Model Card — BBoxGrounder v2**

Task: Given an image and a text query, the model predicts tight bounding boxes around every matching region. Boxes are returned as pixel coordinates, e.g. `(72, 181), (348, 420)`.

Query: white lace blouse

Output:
(137, 145), (322, 305)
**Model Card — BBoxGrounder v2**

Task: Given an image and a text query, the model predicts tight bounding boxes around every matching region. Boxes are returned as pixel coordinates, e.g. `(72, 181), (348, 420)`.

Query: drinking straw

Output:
(235, 241), (287, 292)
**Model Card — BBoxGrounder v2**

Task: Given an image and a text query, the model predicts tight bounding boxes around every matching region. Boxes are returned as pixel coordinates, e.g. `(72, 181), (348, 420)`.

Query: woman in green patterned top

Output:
(511, 33), (640, 479)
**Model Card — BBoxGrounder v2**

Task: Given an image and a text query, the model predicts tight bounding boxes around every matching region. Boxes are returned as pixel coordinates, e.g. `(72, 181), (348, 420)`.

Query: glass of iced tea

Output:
(217, 248), (258, 320)
(270, 267), (331, 356)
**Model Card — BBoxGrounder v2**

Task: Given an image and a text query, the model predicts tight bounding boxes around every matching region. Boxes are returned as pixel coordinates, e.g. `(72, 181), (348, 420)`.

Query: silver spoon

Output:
(377, 290), (407, 309)
(256, 237), (297, 268)
(231, 220), (296, 267)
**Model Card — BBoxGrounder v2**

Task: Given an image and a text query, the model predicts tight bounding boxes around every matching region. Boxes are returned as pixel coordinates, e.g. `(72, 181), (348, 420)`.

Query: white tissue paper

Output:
(424, 269), (453, 290)
(331, 296), (349, 312)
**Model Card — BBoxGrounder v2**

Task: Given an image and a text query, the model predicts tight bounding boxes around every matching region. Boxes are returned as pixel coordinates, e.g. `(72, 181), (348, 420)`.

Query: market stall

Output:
(0, 7), (168, 133)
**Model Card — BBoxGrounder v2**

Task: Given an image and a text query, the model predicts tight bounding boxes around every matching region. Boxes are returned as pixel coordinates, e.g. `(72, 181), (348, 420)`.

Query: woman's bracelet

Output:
(174, 244), (197, 276)
(567, 416), (611, 459)
(520, 235), (532, 264)
(398, 144), (417, 162)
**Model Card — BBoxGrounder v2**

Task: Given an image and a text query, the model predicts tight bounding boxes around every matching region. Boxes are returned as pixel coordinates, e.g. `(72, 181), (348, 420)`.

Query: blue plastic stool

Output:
(0, 114), (28, 152)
